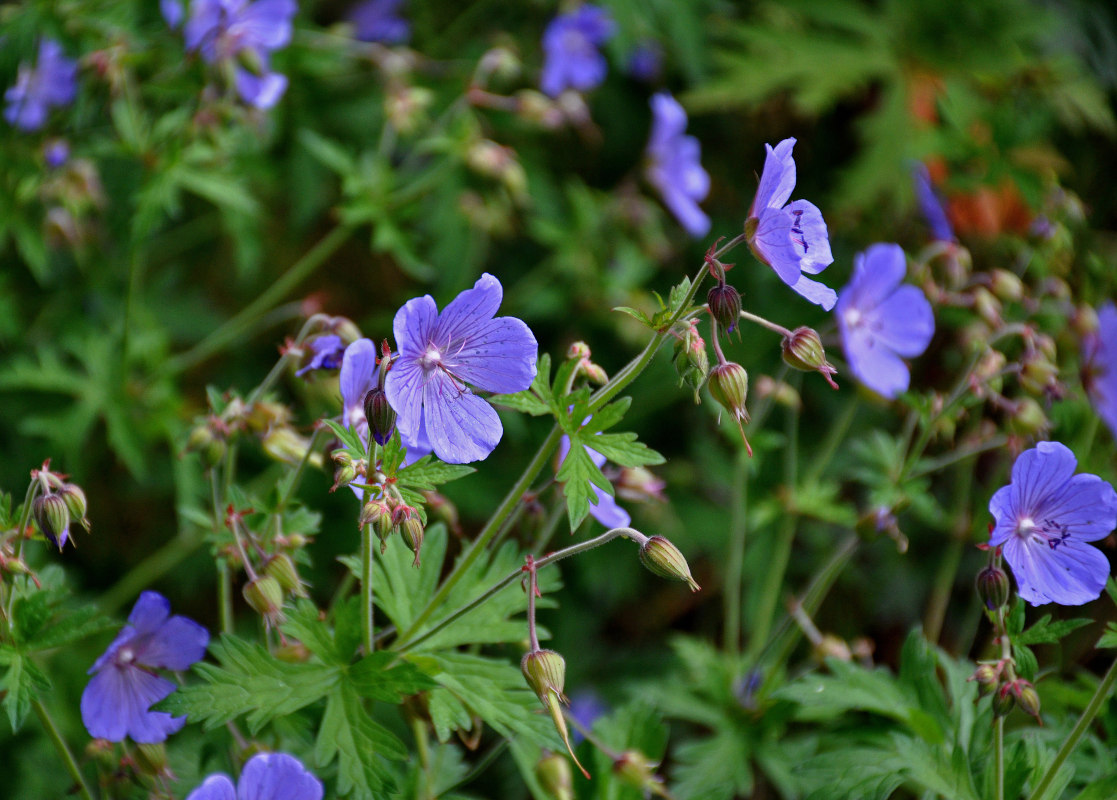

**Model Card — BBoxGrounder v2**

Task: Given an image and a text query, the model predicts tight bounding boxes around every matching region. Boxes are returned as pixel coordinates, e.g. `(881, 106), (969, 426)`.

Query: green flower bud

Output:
(521, 649), (567, 704)
(1019, 356), (1058, 396)
(673, 323), (709, 403)
(187, 423), (226, 467)
(332, 462), (359, 493)
(614, 750), (668, 798)
(639, 536), (701, 592)
(1011, 680), (1041, 721)
(989, 269), (1023, 302)
(1009, 397), (1047, 436)
(708, 362), (752, 456)
(265, 554), (306, 597)
(991, 685), (1015, 717)
(535, 752), (574, 800)
(360, 499), (394, 551)
(133, 742), (169, 777)
(57, 483), (90, 531)
(263, 427), (322, 468)
(969, 664), (999, 698)
(782, 327), (839, 389)
(399, 515), (425, 567)
(976, 564), (1010, 611)
(363, 388), (397, 447)
(243, 576), (285, 624)
(33, 493), (70, 545)
(707, 282), (742, 332)
(567, 341), (591, 360)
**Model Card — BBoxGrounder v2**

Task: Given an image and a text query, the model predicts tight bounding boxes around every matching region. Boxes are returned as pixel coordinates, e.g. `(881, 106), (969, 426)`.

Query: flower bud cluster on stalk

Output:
(222, 504), (312, 628)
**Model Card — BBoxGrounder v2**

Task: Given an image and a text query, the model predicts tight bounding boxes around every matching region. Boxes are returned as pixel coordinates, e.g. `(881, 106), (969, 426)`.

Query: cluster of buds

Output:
(521, 648), (589, 779)
(28, 460), (90, 550)
(970, 662), (1041, 723)
(359, 496), (426, 566)
(626, 531), (700, 592)
(225, 505), (310, 627)
(672, 321), (709, 403)
(567, 341), (608, 385)
(331, 449), (368, 493)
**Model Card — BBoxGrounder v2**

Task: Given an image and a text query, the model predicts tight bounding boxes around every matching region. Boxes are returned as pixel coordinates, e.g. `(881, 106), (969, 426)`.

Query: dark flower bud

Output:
(363, 388), (397, 446)
(33, 493), (70, 546)
(639, 535), (701, 592)
(535, 752), (574, 800)
(976, 565), (1010, 611)
(707, 282), (742, 332)
(708, 362), (752, 456)
(991, 685), (1016, 717)
(672, 323), (709, 403)
(969, 664), (999, 698)
(57, 483), (90, 531)
(243, 576), (285, 624)
(782, 327), (838, 389)
(1009, 680), (1041, 722)
(265, 554), (306, 597)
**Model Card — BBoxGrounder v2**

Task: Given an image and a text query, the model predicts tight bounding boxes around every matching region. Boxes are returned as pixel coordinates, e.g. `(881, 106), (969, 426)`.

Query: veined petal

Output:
(844, 243), (906, 310)
(751, 207), (800, 286)
(447, 316), (537, 394)
(842, 328), (909, 398)
(751, 138), (796, 214)
(392, 295), (440, 357)
(867, 285), (935, 358)
(81, 666), (184, 743)
(1010, 441), (1078, 515)
(422, 373), (502, 464)
(785, 199), (832, 274)
(186, 775), (237, 800)
(340, 339), (378, 429)
(790, 273), (837, 311)
(139, 615), (209, 670)
(238, 752), (323, 800)
(436, 273), (503, 346)
(1036, 472), (1117, 543)
(1003, 535), (1109, 606)
(384, 357), (428, 443)
(987, 484), (1017, 546)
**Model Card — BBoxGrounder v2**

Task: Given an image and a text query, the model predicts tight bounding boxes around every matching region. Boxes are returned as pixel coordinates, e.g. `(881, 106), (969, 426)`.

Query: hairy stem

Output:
(34, 698), (94, 800)
(723, 452), (748, 656)
(362, 523), (375, 654)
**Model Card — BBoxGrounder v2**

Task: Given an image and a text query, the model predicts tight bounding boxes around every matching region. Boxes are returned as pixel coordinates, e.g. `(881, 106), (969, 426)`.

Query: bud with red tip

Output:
(708, 362), (752, 456)
(969, 664), (999, 698)
(243, 575), (285, 624)
(781, 327), (838, 389)
(363, 388), (397, 446)
(672, 323), (709, 403)
(521, 649), (589, 779)
(976, 564), (1010, 611)
(707, 282), (742, 332)
(1008, 679), (1041, 722)
(638, 535), (700, 592)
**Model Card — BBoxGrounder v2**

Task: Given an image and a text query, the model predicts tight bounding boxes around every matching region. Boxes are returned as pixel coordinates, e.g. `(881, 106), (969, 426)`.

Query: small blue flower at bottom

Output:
(645, 93), (710, 238)
(81, 591), (209, 742)
(185, 752), (322, 800)
(836, 243), (935, 399)
(988, 441), (1117, 606)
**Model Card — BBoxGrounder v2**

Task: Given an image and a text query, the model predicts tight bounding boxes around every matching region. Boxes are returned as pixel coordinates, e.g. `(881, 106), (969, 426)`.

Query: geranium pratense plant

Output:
(645, 93), (711, 238)
(185, 752), (322, 800)
(558, 433), (631, 529)
(988, 441), (1117, 606)
(745, 138), (837, 310)
(539, 4), (615, 97)
(385, 273), (537, 464)
(81, 591), (209, 742)
(1083, 301), (1117, 439)
(835, 243), (935, 399)
(3, 39), (78, 132)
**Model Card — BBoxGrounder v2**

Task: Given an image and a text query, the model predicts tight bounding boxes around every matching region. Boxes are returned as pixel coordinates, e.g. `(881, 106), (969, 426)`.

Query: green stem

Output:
(995, 715), (1005, 800)
(3, 480), (40, 627)
(217, 559), (234, 634)
(908, 435), (1009, 480)
(1027, 656), (1117, 800)
(362, 524), (375, 654)
(158, 225), (354, 378)
(737, 309), (792, 338)
(33, 698), (94, 800)
(723, 452), (748, 656)
(746, 383), (800, 660)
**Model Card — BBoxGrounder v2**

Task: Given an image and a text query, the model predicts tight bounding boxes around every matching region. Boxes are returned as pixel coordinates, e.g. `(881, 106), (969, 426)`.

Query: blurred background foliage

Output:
(3, 0), (1117, 797)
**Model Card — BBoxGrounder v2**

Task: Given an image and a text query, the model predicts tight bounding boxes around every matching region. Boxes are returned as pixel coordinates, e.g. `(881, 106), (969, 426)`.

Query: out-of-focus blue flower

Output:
(81, 592), (209, 743)
(645, 93), (710, 238)
(558, 431), (631, 530)
(626, 42), (661, 82)
(745, 138), (836, 310)
(385, 273), (537, 464)
(185, 752), (323, 800)
(4, 39), (78, 132)
(296, 334), (344, 377)
(184, 0), (297, 109)
(911, 162), (955, 242)
(540, 4), (614, 97)
(348, 0), (409, 43)
(1083, 302), (1117, 439)
(568, 690), (607, 744)
(44, 139), (70, 168)
(835, 243), (934, 399)
(162, 0), (186, 28)
(988, 441), (1117, 606)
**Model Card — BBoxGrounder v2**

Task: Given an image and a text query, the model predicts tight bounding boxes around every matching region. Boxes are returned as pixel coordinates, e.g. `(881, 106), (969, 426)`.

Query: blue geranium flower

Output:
(80, 592), (209, 743)
(836, 243), (935, 399)
(645, 93), (710, 238)
(4, 39), (78, 132)
(184, 0), (297, 109)
(540, 5), (615, 97)
(296, 334), (344, 377)
(989, 441), (1117, 606)
(1083, 302), (1117, 440)
(348, 0), (410, 43)
(911, 162), (955, 243)
(385, 273), (537, 464)
(745, 138), (837, 310)
(186, 752), (322, 800)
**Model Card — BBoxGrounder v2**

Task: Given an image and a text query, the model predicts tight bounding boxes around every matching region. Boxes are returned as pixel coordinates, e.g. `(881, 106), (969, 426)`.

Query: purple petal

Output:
(841, 243), (906, 311)
(785, 199), (833, 275)
(987, 484), (1017, 547)
(384, 357), (427, 444)
(751, 138), (796, 214)
(435, 273), (503, 344)
(235, 69), (288, 109)
(587, 484), (631, 528)
(138, 616), (209, 671)
(1035, 472), (1117, 543)
(1009, 441), (1078, 515)
(446, 317), (537, 394)
(421, 373), (502, 464)
(867, 285), (935, 357)
(540, 5), (613, 97)
(912, 162), (955, 242)
(232, 0), (297, 52)
(646, 94), (711, 238)
(751, 207), (800, 285)
(647, 93), (687, 153)
(162, 0), (185, 28)
(790, 273), (837, 311)
(842, 328), (911, 398)
(186, 775), (237, 800)
(392, 295), (440, 357)
(185, 0), (224, 54)
(89, 626), (139, 674)
(1003, 535), (1110, 606)
(1085, 302), (1117, 439)
(340, 338), (379, 430)
(238, 752), (323, 800)
(127, 591), (172, 635)
(81, 666), (185, 743)
(349, 0), (411, 44)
